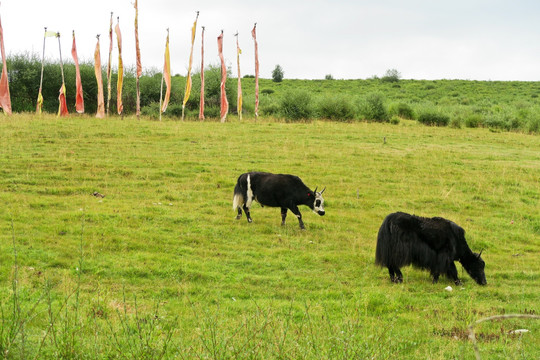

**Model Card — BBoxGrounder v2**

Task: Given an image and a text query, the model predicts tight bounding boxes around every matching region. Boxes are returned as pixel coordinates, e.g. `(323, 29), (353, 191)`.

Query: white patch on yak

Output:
(246, 174), (254, 208)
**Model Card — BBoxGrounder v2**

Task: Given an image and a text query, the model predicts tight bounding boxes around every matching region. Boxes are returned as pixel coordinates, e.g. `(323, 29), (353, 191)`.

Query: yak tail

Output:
(233, 192), (244, 210)
(233, 175), (246, 210)
(375, 214), (393, 267)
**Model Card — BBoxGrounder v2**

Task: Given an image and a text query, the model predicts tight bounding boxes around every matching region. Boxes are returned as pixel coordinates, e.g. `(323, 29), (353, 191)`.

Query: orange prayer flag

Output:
(94, 36), (105, 118)
(115, 19), (124, 115)
(0, 14), (12, 115)
(71, 31), (84, 113)
(161, 32), (171, 113)
(217, 31), (228, 122)
(199, 26), (205, 121)
(57, 83), (69, 117)
(252, 23), (259, 118)
(182, 12), (199, 118)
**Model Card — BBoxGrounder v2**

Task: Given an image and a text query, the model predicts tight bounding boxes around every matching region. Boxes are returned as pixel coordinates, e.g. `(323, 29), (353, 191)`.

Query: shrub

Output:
(527, 116), (540, 133)
(449, 117), (462, 129)
(390, 115), (400, 125)
(325, 74), (334, 80)
(417, 112), (450, 126)
(317, 96), (356, 121)
(389, 103), (415, 119)
(359, 93), (389, 122)
(465, 114), (483, 128)
(279, 90), (313, 121)
(261, 89), (274, 95)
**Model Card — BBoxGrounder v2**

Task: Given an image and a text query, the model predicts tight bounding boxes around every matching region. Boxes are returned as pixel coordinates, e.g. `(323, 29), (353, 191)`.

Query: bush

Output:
(417, 112), (450, 126)
(390, 115), (400, 125)
(359, 93), (389, 122)
(389, 103), (415, 119)
(465, 114), (483, 128)
(317, 96), (356, 121)
(280, 90), (313, 121)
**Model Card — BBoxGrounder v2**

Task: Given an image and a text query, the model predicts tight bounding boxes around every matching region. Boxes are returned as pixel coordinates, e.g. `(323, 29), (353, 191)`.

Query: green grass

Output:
(1, 114), (539, 359)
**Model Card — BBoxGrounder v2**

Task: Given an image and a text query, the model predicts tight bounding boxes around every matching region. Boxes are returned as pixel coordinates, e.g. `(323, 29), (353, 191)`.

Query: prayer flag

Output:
(115, 19), (124, 115)
(44, 31), (58, 38)
(199, 26), (205, 121)
(252, 24), (259, 118)
(236, 33), (242, 120)
(106, 12), (113, 115)
(0, 15), (11, 115)
(217, 31), (228, 122)
(94, 36), (105, 118)
(134, 0), (142, 118)
(182, 12), (198, 120)
(57, 83), (68, 116)
(71, 31), (84, 113)
(161, 31), (171, 113)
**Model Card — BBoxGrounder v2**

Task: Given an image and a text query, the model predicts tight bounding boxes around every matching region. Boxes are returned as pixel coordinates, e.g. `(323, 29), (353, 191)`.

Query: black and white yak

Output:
(375, 212), (487, 285)
(233, 172), (325, 230)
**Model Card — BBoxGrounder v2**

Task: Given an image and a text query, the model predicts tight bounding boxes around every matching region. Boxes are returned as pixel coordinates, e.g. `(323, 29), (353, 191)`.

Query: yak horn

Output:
(320, 186), (326, 194)
(314, 186), (318, 193)
(478, 249), (484, 258)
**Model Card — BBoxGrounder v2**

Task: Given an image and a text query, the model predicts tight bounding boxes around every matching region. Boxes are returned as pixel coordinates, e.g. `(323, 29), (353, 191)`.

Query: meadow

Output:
(0, 114), (539, 359)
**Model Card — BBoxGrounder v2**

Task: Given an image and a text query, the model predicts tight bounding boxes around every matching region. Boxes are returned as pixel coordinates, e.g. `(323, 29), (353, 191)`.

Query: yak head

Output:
(309, 187), (326, 216)
(461, 250), (487, 285)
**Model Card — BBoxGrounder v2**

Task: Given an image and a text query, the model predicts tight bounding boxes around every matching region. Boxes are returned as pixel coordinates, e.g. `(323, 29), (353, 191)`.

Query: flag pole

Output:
(252, 22), (259, 119)
(36, 27), (47, 114)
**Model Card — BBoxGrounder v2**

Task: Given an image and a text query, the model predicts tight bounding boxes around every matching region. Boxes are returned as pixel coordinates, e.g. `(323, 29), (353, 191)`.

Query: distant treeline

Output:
(5, 53), (540, 134)
(6, 53), (239, 118)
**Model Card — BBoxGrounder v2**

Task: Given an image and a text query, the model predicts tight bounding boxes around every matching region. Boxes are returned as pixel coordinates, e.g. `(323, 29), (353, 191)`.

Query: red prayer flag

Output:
(94, 37), (105, 118)
(71, 32), (84, 113)
(252, 24), (259, 118)
(161, 32), (171, 113)
(58, 83), (69, 117)
(134, 0), (142, 79)
(0, 15), (11, 115)
(115, 19), (124, 115)
(217, 31), (228, 122)
(199, 26), (205, 121)
(236, 34), (242, 120)
(134, 0), (142, 118)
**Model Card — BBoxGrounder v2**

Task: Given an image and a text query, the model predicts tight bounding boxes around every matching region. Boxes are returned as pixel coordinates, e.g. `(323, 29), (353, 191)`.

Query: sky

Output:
(2, 0), (540, 81)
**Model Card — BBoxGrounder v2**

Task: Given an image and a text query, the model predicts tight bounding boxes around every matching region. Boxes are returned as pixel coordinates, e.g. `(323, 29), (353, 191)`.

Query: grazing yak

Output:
(375, 212), (487, 285)
(233, 172), (325, 229)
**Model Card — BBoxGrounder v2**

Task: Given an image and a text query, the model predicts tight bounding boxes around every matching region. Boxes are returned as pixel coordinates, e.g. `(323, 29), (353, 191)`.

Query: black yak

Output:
(375, 212), (487, 285)
(233, 172), (325, 229)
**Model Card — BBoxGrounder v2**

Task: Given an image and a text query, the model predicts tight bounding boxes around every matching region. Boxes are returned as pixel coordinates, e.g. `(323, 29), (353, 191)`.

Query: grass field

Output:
(1, 114), (539, 359)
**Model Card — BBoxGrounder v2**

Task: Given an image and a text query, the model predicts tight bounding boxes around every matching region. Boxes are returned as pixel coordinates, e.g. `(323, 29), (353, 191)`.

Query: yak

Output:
(375, 212), (487, 285)
(233, 172), (325, 230)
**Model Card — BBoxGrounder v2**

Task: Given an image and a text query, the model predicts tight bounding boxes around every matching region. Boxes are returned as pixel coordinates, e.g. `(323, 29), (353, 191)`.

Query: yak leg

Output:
(389, 266), (403, 283)
(446, 262), (462, 285)
(235, 207), (243, 220)
(289, 205), (305, 230)
(431, 272), (440, 284)
(243, 204), (253, 223)
(281, 208), (287, 226)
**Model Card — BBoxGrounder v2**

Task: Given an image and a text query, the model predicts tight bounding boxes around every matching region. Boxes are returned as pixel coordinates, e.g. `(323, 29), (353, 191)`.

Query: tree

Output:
(381, 68), (401, 83)
(272, 64), (284, 82)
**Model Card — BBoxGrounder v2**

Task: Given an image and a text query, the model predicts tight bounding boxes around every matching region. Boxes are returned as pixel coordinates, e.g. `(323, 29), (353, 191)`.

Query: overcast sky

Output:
(2, 0), (540, 81)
